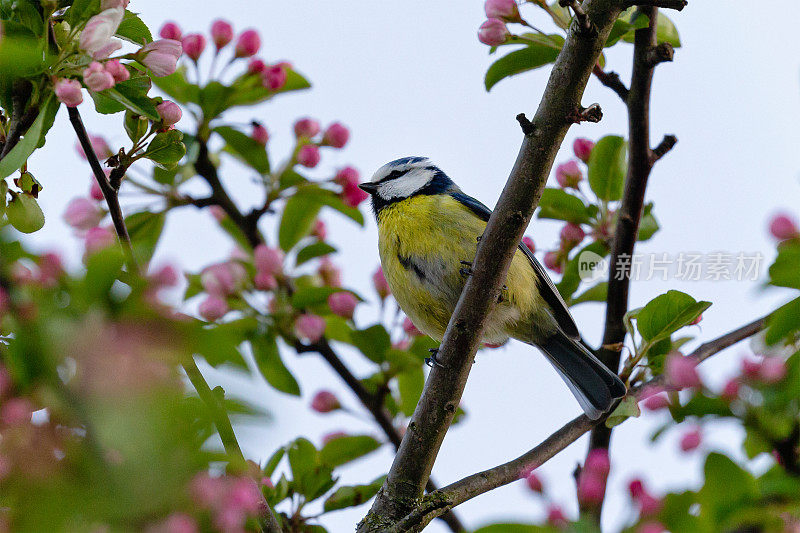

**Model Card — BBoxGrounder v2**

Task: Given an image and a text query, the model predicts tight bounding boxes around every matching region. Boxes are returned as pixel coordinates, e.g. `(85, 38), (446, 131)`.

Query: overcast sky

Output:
(21, 1), (800, 531)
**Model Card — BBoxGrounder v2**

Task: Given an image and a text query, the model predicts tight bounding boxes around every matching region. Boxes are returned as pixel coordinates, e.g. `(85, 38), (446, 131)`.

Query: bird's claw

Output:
(425, 348), (445, 369)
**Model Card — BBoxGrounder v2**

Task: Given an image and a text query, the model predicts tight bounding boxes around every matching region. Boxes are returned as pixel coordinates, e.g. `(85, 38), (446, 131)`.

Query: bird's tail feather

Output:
(539, 333), (627, 420)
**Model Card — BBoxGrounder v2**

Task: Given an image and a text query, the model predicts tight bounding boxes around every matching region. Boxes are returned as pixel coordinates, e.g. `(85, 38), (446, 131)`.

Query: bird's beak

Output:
(358, 183), (378, 194)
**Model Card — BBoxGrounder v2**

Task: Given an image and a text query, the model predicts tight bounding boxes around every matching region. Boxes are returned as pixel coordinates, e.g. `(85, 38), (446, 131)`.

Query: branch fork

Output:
(559, 0), (593, 33)
(568, 103), (603, 123)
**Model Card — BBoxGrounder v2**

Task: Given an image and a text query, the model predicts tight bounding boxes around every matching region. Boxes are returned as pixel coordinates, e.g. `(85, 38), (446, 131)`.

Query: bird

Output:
(358, 156), (626, 420)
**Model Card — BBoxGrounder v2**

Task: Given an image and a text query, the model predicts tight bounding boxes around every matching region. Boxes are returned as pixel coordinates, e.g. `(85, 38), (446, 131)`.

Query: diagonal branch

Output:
(388, 315), (767, 532)
(358, 1), (626, 530)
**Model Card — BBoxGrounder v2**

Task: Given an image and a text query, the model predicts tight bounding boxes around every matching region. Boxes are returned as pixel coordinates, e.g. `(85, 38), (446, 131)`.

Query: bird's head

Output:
(359, 157), (456, 215)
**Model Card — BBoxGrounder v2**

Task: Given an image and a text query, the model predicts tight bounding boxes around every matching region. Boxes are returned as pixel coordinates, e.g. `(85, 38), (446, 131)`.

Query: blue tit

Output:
(358, 157), (626, 419)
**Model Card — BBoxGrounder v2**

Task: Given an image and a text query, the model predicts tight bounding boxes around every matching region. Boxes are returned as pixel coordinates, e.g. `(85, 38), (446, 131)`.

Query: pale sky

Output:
(21, 1), (800, 531)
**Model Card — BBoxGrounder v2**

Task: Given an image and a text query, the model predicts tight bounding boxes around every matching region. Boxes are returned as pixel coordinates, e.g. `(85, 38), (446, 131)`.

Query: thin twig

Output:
(592, 65), (629, 101)
(388, 316), (767, 531)
(651, 134), (678, 163)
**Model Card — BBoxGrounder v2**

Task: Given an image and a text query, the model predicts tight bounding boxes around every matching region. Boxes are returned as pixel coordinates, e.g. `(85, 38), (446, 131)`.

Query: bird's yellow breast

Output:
(376, 194), (549, 343)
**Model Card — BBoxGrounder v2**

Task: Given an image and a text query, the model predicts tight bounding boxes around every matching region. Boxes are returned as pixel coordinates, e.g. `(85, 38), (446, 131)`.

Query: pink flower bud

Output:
(585, 448), (610, 477)
(403, 317), (423, 337)
(297, 145), (321, 168)
(322, 122), (349, 148)
(208, 205), (226, 222)
(156, 100), (182, 126)
(373, 267), (391, 299)
(181, 34), (206, 62)
(639, 492), (663, 516)
(295, 313), (326, 343)
(522, 236), (535, 252)
(543, 251), (562, 274)
(689, 313), (702, 326)
(312, 219), (327, 240)
(247, 58), (266, 74)
(235, 29), (260, 58)
(721, 378), (740, 401)
(769, 212), (799, 241)
(759, 357), (787, 384)
(11, 263), (34, 285)
(159, 22), (182, 41)
(100, 0), (129, 9)
(317, 257), (342, 287)
(227, 477), (262, 514)
(638, 523), (666, 533)
(342, 182), (369, 207)
(201, 262), (246, 296)
(547, 505), (567, 527)
(251, 123), (269, 145)
(155, 513), (198, 533)
(335, 166), (360, 187)
(573, 138), (595, 163)
(640, 385), (670, 411)
(477, 18), (509, 46)
(484, 0), (521, 21)
(1, 397), (33, 426)
(294, 118), (321, 139)
(138, 39), (183, 76)
(84, 226), (115, 253)
(525, 471), (543, 493)
(741, 358), (762, 379)
(55, 79), (83, 107)
(64, 197), (104, 231)
(104, 59), (130, 83)
(148, 264), (178, 289)
(80, 8), (124, 54)
(328, 292), (358, 319)
(628, 478), (645, 499)
(560, 223), (585, 245)
(310, 390), (340, 413)
(262, 64), (287, 90)
(89, 175), (105, 201)
(210, 19), (234, 49)
(556, 160), (583, 188)
(254, 271), (277, 291)
(190, 472), (225, 508)
(679, 427), (702, 452)
(665, 352), (702, 389)
(76, 135), (112, 160)
(253, 244), (283, 276)
(322, 431), (347, 446)
(83, 61), (115, 92)
(577, 470), (606, 506)
(38, 252), (64, 286)
(199, 295), (228, 321)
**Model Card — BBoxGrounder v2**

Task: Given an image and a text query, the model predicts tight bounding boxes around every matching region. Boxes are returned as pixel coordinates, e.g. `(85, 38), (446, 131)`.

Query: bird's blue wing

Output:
(450, 192), (580, 340)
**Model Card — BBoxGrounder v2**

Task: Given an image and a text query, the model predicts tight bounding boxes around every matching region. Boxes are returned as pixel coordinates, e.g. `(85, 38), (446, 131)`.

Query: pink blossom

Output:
(318, 257), (342, 287)
(210, 19), (234, 49)
(584, 448), (610, 477)
(147, 513), (198, 533)
(522, 236), (535, 252)
(312, 219), (327, 240)
(84, 226), (115, 253)
(310, 390), (340, 413)
(403, 317), (423, 337)
(679, 427), (702, 452)
(295, 313), (326, 343)
(328, 292), (358, 319)
(560, 223), (585, 245)
(226, 477), (262, 514)
(689, 313), (702, 326)
(342, 182), (369, 207)
(543, 251), (562, 273)
(90, 178), (104, 200)
(251, 123), (269, 145)
(294, 118), (321, 139)
(547, 505), (568, 527)
(64, 197), (104, 231)
(104, 59), (130, 83)
(741, 357), (762, 379)
(55, 79), (83, 107)
(759, 357), (787, 384)
(38, 252), (64, 286)
(477, 18), (509, 46)
(263, 64), (287, 90)
(83, 61), (115, 92)
(208, 205), (226, 222)
(201, 262), (246, 296)
(322, 122), (349, 148)
(297, 145), (321, 168)
(199, 295), (228, 321)
(152, 264), (179, 288)
(253, 244), (284, 276)
(525, 471), (543, 493)
(248, 58), (266, 74)
(79, 7), (124, 54)
(577, 470), (606, 506)
(254, 271), (277, 291)
(484, 0), (521, 21)
(556, 160), (583, 188)
(573, 138), (595, 163)
(322, 431), (347, 446)
(769, 212), (799, 241)
(11, 263), (34, 285)
(1, 397), (33, 426)
(0, 365), (11, 398)
(235, 29), (261, 58)
(100, 0), (129, 9)
(721, 378), (740, 401)
(181, 33), (206, 62)
(642, 393), (670, 411)
(628, 478), (645, 499)
(138, 39), (182, 76)
(92, 39), (123, 60)
(665, 352), (702, 389)
(76, 135), (111, 160)
(639, 492), (663, 516)
(159, 22), (182, 41)
(335, 166), (360, 187)
(638, 523), (666, 533)
(190, 472), (226, 508)
(156, 100), (182, 126)
(372, 267), (391, 299)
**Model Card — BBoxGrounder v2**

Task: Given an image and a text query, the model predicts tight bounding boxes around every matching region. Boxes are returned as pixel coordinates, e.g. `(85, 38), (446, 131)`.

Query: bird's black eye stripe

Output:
(376, 168), (409, 183)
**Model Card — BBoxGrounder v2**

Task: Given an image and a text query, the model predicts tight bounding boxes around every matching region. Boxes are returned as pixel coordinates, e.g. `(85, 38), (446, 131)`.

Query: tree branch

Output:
(358, 1), (626, 530)
(67, 107), (138, 272)
(623, 0), (688, 10)
(592, 65), (629, 101)
(388, 315), (767, 532)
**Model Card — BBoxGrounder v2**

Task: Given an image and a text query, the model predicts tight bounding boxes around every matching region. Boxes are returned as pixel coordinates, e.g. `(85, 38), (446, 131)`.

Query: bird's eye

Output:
(386, 169), (405, 180)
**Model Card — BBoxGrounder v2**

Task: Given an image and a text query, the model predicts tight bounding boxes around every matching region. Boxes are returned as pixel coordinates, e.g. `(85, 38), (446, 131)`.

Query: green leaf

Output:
(262, 447), (285, 478)
(537, 188), (591, 224)
(350, 325), (391, 364)
(296, 242), (336, 266)
(151, 68), (200, 105)
(251, 333), (300, 396)
(320, 435), (381, 467)
(635, 290), (711, 344)
(605, 395), (640, 427)
(288, 438), (335, 501)
(194, 327), (248, 369)
(124, 210), (165, 264)
(397, 366), (424, 416)
(556, 241), (609, 300)
(765, 297), (800, 346)
(0, 23), (44, 83)
(198, 81), (234, 120)
(5, 192), (44, 233)
(0, 96), (59, 179)
(225, 69), (311, 108)
(144, 130), (186, 169)
(278, 194), (322, 251)
(588, 135), (627, 201)
(323, 475), (386, 513)
(474, 525), (556, 533)
(91, 73), (158, 120)
(697, 453), (758, 522)
(768, 242), (800, 289)
(568, 281), (608, 306)
(621, 12), (682, 48)
(638, 202), (659, 241)
(116, 10), (152, 45)
(214, 126), (270, 174)
(485, 44), (560, 91)
(67, 0), (100, 26)
(291, 286), (345, 309)
(605, 11), (649, 47)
